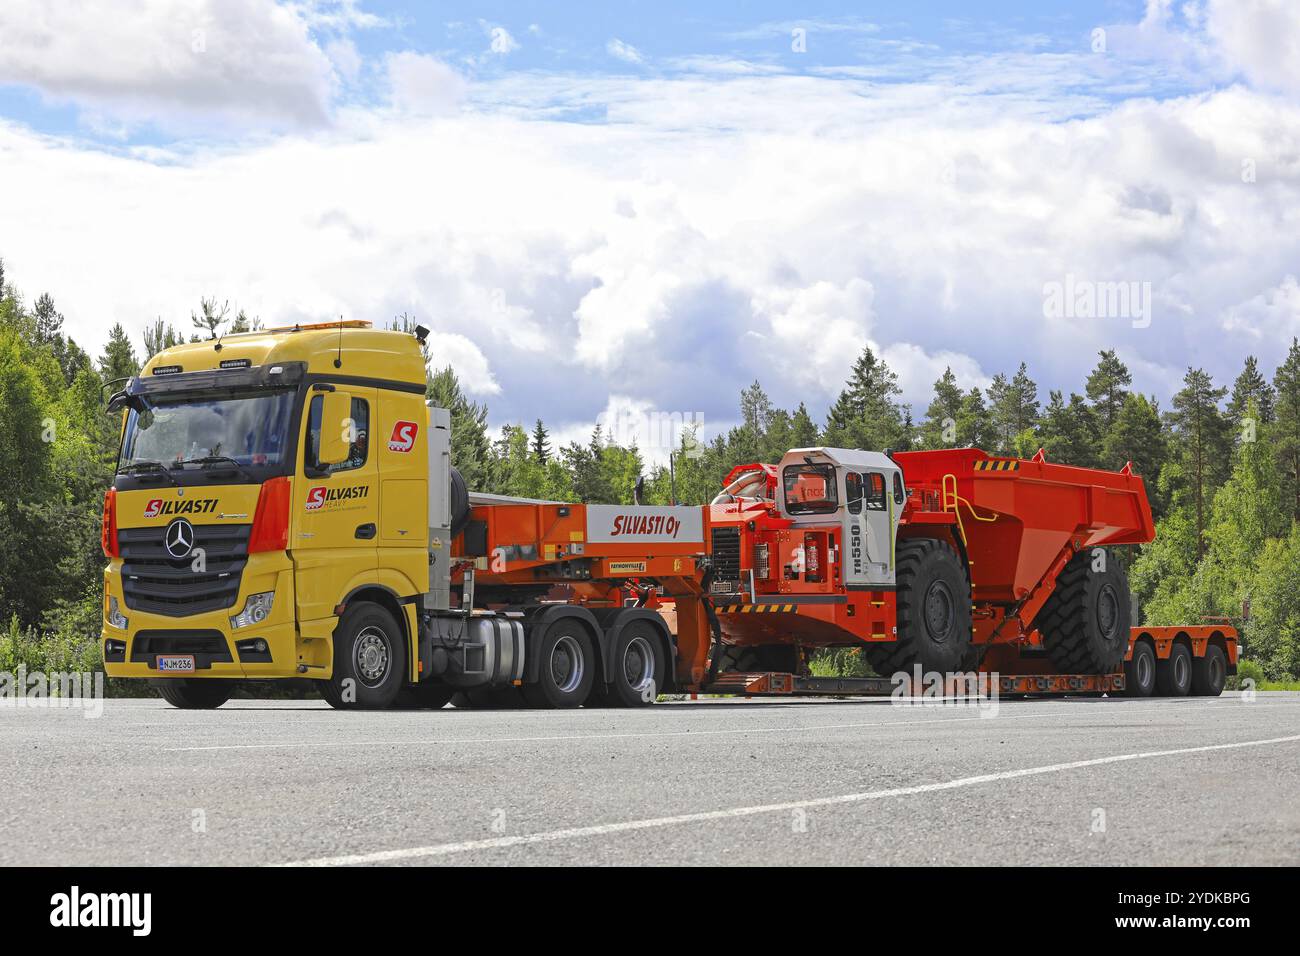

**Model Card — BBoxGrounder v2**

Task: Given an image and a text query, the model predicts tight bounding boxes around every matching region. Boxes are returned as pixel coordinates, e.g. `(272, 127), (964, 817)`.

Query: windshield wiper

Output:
(117, 460), (178, 484)
(173, 455), (253, 480)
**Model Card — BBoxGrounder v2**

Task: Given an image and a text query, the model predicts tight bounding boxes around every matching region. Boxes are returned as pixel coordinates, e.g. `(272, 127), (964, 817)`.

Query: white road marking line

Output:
(278, 732), (1300, 866)
(164, 699), (1247, 751)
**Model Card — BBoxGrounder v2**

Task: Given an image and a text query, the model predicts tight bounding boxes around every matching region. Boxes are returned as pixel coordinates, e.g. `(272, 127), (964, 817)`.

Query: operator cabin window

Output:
(783, 463), (839, 515)
(306, 395), (370, 474)
(864, 472), (887, 511)
(846, 472), (864, 515)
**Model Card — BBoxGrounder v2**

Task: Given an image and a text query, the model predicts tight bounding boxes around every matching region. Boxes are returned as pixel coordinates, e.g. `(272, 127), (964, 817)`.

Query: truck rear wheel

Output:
(1123, 641), (1156, 697)
(868, 539), (971, 676)
(1156, 643), (1192, 696)
(1191, 644), (1227, 697)
(522, 622), (595, 708)
(1033, 549), (1131, 674)
(320, 603), (407, 710)
(153, 679), (235, 710)
(599, 621), (665, 707)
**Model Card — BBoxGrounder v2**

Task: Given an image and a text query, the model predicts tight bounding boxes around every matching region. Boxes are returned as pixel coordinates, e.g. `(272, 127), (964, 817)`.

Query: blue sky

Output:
(0, 1), (1298, 459)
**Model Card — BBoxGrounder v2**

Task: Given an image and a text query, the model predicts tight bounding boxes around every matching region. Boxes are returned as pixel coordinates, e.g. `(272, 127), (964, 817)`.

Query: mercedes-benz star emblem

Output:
(164, 518), (195, 560)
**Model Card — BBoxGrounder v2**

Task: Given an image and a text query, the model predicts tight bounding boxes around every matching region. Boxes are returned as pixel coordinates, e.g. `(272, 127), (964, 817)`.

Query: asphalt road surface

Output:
(2, 692), (1297, 866)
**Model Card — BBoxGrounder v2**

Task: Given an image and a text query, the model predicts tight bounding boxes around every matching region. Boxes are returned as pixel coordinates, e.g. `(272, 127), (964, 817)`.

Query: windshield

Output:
(783, 463), (839, 515)
(121, 391), (295, 470)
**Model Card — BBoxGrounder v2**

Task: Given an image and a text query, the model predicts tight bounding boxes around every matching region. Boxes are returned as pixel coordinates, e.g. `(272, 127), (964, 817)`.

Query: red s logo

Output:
(144, 499), (162, 518)
(305, 487), (327, 511)
(388, 421), (418, 453)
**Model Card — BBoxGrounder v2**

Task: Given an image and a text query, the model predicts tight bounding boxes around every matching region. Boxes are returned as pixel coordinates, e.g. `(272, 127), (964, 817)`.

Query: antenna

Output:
(334, 316), (343, 368)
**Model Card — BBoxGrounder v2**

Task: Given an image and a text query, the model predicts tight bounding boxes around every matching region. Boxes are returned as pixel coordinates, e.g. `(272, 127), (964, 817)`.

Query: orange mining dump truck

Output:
(695, 446), (1237, 699)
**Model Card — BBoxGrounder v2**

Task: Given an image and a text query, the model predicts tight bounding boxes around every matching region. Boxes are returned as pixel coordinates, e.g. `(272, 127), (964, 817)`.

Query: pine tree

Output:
(1104, 393), (1168, 513)
(823, 346), (904, 451)
(987, 363), (1039, 454)
(1085, 349), (1132, 434)
(98, 323), (140, 383)
(531, 419), (551, 463)
(956, 387), (992, 448)
(1167, 367), (1231, 557)
(1036, 390), (1099, 466)
(1274, 339), (1300, 523)
(142, 319), (183, 360)
(427, 365), (491, 491)
(1227, 355), (1275, 427)
(920, 367), (964, 448)
(789, 402), (819, 448)
(33, 293), (62, 343)
(191, 297), (229, 340)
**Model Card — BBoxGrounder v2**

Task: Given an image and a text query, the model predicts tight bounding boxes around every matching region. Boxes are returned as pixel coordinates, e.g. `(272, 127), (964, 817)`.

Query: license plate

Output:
(156, 655), (196, 673)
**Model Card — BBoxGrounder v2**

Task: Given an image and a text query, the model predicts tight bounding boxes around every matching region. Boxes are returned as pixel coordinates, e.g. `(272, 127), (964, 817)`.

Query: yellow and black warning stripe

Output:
(974, 458), (1020, 472)
(714, 603), (798, 614)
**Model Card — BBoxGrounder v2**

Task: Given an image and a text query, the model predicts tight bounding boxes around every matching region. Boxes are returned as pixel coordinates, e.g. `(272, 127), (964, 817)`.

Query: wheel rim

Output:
(1137, 651), (1152, 688)
(550, 635), (585, 694)
(354, 626), (391, 687)
(623, 636), (656, 693)
(1097, 584), (1120, 641)
(924, 580), (955, 643)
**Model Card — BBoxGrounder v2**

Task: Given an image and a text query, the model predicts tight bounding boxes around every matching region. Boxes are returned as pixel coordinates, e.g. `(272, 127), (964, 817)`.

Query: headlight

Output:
(107, 596), (129, 630)
(230, 591), (274, 630)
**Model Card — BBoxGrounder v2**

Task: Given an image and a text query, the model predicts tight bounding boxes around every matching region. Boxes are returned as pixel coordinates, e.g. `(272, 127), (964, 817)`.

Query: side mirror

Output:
(317, 391), (352, 467)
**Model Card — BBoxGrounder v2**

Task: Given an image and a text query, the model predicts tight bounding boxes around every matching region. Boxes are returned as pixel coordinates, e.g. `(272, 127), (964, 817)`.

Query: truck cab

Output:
(101, 322), (433, 707)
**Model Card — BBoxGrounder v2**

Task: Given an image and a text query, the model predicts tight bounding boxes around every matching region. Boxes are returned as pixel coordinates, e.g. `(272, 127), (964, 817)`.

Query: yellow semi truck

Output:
(100, 321), (700, 709)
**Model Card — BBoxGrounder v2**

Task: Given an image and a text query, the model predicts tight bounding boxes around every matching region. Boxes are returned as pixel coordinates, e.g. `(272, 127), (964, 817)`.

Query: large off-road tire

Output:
(449, 466), (471, 539)
(1123, 640), (1156, 697)
(1156, 642), (1192, 696)
(867, 539), (972, 676)
(153, 679), (235, 709)
(1191, 644), (1227, 697)
(521, 621), (595, 708)
(1033, 549), (1131, 674)
(319, 603), (407, 710)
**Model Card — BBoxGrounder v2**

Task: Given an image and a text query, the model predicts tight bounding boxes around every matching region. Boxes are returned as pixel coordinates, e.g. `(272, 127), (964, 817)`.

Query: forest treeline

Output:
(2, 257), (1298, 681)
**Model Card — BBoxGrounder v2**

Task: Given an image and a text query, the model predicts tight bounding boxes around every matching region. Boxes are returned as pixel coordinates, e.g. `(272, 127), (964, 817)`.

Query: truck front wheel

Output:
(869, 538), (972, 676)
(522, 623), (595, 708)
(320, 603), (407, 710)
(153, 679), (235, 709)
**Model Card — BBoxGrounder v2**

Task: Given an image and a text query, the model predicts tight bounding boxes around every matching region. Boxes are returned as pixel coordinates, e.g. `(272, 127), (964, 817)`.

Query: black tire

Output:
(522, 621), (595, 708)
(449, 467), (471, 539)
(1156, 643), (1193, 697)
(153, 679), (235, 709)
(319, 603), (406, 710)
(598, 621), (665, 707)
(449, 686), (526, 709)
(395, 681), (456, 710)
(1191, 644), (1227, 697)
(867, 539), (972, 676)
(1123, 641), (1156, 697)
(1033, 549), (1131, 674)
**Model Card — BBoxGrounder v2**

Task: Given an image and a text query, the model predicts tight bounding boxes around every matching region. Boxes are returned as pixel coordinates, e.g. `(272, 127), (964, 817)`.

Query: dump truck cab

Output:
(101, 322), (431, 704)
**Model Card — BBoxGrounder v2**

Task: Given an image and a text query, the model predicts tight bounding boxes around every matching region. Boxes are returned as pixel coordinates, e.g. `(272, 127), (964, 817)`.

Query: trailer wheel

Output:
(1191, 644), (1227, 697)
(1156, 643), (1192, 696)
(153, 679), (235, 710)
(868, 539), (971, 676)
(1123, 641), (1156, 697)
(1032, 549), (1131, 674)
(522, 622), (595, 708)
(600, 621), (665, 707)
(319, 603), (406, 710)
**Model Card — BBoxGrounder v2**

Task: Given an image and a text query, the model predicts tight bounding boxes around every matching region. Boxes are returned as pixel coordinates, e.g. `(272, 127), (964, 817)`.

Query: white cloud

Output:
(384, 52), (466, 116)
(606, 39), (645, 65)
(1221, 275), (1300, 344)
(425, 332), (500, 395)
(1206, 0), (1300, 94)
(0, 0), (339, 130)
